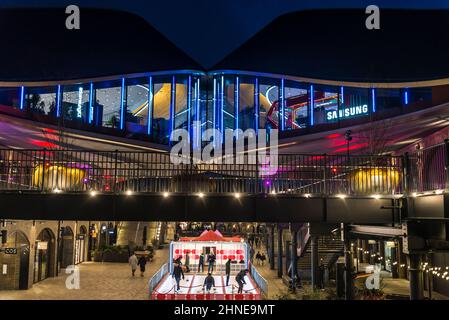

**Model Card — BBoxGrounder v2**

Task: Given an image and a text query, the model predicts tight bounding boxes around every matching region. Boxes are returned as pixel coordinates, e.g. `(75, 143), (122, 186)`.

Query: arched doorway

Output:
(6, 231), (30, 290)
(99, 223), (107, 248)
(34, 228), (55, 283)
(60, 226), (74, 268)
(75, 226), (87, 265)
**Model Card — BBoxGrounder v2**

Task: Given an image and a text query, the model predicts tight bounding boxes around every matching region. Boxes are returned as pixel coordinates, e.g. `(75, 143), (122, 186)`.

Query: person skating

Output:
(203, 273), (215, 293)
(260, 252), (266, 266)
(138, 255), (147, 277)
(198, 252), (205, 273)
(207, 250), (216, 273)
(225, 258), (231, 286)
(172, 262), (184, 292)
(128, 252), (138, 277)
(235, 269), (249, 294)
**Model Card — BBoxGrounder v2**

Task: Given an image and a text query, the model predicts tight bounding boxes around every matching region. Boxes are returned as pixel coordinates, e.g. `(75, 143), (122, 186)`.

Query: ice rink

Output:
(151, 273), (260, 300)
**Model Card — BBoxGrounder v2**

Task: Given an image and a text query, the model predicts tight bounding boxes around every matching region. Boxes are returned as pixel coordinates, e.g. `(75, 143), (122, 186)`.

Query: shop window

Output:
(152, 76), (171, 144)
(376, 88), (401, 113)
(313, 85), (339, 125)
(223, 76), (236, 131)
(0, 87), (20, 109)
(259, 78), (280, 130)
(25, 86), (57, 116)
(94, 81), (122, 129)
(62, 84), (91, 123)
(238, 77), (255, 131)
(174, 76), (189, 131)
(284, 81), (308, 130)
(408, 87), (432, 105)
(336, 87), (370, 122)
(126, 77), (149, 135)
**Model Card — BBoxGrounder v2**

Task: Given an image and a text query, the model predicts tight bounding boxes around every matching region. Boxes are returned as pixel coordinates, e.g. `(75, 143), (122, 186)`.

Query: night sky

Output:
(1, 0), (449, 67)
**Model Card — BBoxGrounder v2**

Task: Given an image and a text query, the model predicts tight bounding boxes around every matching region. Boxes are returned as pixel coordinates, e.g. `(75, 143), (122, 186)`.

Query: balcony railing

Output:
(0, 148), (407, 196)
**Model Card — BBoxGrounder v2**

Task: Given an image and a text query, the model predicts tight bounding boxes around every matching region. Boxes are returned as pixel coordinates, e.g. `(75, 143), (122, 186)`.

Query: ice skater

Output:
(207, 250), (216, 273)
(225, 258), (231, 286)
(198, 252), (205, 273)
(235, 269), (249, 294)
(172, 262), (184, 292)
(203, 273), (215, 293)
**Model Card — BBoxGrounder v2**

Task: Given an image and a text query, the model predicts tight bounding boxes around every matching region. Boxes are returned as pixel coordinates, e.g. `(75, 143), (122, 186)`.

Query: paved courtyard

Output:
(0, 248), (168, 300)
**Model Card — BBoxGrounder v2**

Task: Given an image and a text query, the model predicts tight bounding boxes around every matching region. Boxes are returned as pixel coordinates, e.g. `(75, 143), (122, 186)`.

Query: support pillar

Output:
(409, 253), (424, 300)
(344, 226), (354, 300)
(391, 245), (399, 278)
(277, 224), (283, 278)
(311, 235), (319, 289)
(270, 225), (275, 270)
(291, 228), (298, 291)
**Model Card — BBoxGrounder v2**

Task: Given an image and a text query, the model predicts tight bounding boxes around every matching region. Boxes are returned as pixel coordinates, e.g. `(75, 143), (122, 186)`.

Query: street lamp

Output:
(345, 130), (352, 159)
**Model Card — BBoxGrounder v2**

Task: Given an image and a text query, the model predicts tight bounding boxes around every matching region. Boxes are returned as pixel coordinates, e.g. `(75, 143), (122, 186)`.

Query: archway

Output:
(60, 226), (74, 268)
(75, 225), (87, 264)
(6, 231), (30, 290)
(34, 228), (55, 283)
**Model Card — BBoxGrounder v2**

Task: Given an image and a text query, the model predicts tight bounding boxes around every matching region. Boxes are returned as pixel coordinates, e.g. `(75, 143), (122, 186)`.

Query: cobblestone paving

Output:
(0, 248), (168, 300)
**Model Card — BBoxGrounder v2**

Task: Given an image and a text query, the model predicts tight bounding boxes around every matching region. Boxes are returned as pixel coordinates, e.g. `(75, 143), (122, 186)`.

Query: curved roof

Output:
(0, 8), (202, 81)
(213, 9), (449, 83)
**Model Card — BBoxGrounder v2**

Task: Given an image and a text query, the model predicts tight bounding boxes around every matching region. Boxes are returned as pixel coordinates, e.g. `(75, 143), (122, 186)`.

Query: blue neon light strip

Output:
(120, 77), (125, 130)
(147, 76), (153, 135)
(310, 84), (314, 126)
(194, 78), (200, 149)
(220, 75), (224, 141)
(187, 75), (192, 138)
(170, 75), (176, 138)
(20, 86), (25, 110)
(56, 85), (61, 117)
(213, 77), (217, 144)
(235, 76), (239, 137)
(280, 79), (285, 131)
(254, 77), (259, 134)
(88, 83), (94, 123)
(404, 89), (409, 105)
(340, 86), (344, 105)
(371, 88), (376, 112)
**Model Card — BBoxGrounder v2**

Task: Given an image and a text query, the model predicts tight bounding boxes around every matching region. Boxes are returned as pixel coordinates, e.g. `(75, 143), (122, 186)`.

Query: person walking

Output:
(185, 253), (190, 273)
(207, 250), (216, 273)
(255, 251), (261, 266)
(235, 269), (249, 294)
(249, 246), (255, 263)
(203, 273), (216, 293)
(198, 252), (205, 273)
(225, 258), (232, 286)
(172, 262), (184, 293)
(128, 252), (138, 277)
(138, 255), (147, 277)
(260, 252), (266, 266)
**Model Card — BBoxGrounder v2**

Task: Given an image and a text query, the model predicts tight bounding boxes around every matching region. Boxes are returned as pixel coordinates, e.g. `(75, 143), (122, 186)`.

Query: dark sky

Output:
(2, 0), (449, 67)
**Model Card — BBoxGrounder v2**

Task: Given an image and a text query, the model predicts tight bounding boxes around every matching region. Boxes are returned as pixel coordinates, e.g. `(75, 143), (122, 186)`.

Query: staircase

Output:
(297, 235), (344, 280)
(116, 222), (159, 248)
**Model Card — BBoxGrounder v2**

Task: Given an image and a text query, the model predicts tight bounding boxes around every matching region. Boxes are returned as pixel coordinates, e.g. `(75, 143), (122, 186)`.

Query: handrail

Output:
(250, 263), (268, 298)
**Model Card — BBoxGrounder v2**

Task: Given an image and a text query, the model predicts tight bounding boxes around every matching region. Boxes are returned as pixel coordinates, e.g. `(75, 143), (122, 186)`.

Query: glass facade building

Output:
(0, 70), (436, 145)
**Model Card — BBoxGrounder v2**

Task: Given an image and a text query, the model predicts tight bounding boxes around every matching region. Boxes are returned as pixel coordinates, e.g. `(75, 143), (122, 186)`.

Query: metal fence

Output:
(407, 143), (448, 193)
(0, 149), (406, 195)
(250, 263), (268, 298)
(148, 262), (168, 298)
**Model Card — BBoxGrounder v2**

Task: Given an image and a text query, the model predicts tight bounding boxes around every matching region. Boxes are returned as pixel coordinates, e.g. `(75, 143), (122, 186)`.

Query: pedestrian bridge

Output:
(0, 142), (446, 223)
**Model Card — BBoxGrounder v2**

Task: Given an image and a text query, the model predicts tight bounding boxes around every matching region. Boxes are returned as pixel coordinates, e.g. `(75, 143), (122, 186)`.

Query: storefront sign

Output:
(37, 241), (48, 250)
(4, 248), (17, 254)
(326, 104), (369, 121)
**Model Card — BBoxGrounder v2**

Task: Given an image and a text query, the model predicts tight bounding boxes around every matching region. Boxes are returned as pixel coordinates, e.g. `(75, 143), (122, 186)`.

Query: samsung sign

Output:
(326, 104), (369, 121)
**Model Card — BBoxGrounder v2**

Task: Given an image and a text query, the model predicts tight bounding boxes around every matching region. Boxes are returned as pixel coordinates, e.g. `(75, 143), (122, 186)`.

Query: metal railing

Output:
(407, 142), (448, 193)
(0, 149), (405, 196)
(148, 262), (168, 297)
(250, 263), (268, 298)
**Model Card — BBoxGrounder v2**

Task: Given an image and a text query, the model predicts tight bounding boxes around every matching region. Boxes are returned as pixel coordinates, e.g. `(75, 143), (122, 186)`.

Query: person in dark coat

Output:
(203, 273), (215, 293)
(235, 269), (249, 294)
(138, 256), (147, 277)
(207, 251), (216, 273)
(198, 252), (205, 273)
(225, 258), (232, 286)
(260, 252), (266, 266)
(172, 262), (185, 292)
